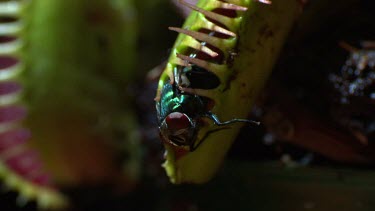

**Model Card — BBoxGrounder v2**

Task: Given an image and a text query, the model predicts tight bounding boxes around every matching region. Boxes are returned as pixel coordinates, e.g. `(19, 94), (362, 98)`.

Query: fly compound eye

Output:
(160, 112), (195, 147)
(165, 112), (191, 130)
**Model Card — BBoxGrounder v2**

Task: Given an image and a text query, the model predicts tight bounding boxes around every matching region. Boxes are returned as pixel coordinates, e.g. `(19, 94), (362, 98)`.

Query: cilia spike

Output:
(168, 27), (225, 51)
(179, 0), (248, 12)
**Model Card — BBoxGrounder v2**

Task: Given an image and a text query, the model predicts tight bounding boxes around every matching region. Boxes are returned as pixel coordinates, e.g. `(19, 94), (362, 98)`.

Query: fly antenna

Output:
(206, 112), (260, 126)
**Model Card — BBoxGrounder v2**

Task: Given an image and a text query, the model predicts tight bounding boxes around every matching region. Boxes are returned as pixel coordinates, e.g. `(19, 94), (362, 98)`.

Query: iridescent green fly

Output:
(156, 65), (260, 151)
(155, 0), (299, 184)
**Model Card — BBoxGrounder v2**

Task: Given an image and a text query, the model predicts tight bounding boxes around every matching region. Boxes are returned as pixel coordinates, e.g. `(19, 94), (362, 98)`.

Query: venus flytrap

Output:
(156, 0), (300, 184)
(0, 0), (139, 209)
(0, 0), (68, 209)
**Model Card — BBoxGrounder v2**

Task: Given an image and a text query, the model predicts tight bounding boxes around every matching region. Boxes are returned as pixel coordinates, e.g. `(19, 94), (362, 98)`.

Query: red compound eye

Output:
(165, 112), (191, 130)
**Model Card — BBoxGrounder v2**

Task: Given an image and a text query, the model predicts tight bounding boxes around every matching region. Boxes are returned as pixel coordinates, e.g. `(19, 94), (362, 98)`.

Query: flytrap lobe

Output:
(0, 0), (67, 209)
(156, 0), (300, 184)
(0, 0), (140, 209)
